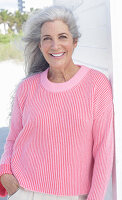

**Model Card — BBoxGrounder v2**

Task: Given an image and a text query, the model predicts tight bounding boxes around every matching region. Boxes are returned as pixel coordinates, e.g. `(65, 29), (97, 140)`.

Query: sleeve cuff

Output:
(0, 164), (12, 197)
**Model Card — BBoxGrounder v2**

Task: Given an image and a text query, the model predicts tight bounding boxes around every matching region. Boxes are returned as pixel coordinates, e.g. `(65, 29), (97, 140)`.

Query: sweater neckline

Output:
(41, 65), (90, 92)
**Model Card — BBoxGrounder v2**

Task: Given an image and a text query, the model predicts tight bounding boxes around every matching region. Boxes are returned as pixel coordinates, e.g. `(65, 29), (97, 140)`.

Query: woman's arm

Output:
(87, 73), (114, 200)
(0, 84), (24, 197)
(87, 106), (114, 200)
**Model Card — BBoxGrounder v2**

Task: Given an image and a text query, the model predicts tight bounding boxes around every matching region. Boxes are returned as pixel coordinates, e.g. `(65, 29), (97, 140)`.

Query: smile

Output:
(50, 53), (65, 57)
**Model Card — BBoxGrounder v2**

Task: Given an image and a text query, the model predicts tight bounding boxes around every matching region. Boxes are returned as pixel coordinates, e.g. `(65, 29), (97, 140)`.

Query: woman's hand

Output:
(0, 174), (20, 195)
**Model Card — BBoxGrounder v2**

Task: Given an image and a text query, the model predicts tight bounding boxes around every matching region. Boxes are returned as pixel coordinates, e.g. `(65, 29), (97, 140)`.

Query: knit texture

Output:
(0, 66), (114, 200)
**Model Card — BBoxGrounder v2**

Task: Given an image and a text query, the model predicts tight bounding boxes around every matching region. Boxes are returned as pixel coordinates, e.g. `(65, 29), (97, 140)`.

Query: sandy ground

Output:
(0, 60), (25, 127)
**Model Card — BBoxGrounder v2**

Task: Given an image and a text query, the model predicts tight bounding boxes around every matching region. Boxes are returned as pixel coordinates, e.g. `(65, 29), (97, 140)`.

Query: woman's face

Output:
(39, 20), (77, 70)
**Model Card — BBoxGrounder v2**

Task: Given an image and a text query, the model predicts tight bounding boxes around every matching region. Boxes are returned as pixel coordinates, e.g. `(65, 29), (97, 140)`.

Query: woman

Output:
(0, 6), (114, 200)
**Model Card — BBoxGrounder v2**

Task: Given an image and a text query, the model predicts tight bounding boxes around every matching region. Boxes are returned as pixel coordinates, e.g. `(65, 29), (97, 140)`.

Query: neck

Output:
(47, 65), (80, 83)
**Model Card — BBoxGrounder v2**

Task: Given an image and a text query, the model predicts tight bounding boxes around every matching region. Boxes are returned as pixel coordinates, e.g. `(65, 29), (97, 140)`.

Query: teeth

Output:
(51, 53), (64, 57)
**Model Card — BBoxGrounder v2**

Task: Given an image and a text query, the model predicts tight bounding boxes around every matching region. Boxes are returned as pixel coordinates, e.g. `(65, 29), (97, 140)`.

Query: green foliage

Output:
(0, 9), (30, 61)
(0, 42), (24, 61)
(0, 32), (22, 43)
(13, 11), (28, 32)
(0, 33), (16, 43)
(0, 9), (29, 34)
(0, 31), (24, 61)
(0, 34), (10, 43)
(0, 10), (12, 23)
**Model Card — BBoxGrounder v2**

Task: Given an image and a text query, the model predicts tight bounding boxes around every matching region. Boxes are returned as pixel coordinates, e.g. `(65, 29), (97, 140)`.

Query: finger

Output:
(12, 177), (19, 186)
(8, 175), (19, 187)
(7, 184), (19, 195)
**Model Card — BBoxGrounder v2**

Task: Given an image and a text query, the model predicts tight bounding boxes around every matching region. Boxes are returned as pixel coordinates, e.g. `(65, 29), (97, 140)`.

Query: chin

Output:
(49, 63), (66, 69)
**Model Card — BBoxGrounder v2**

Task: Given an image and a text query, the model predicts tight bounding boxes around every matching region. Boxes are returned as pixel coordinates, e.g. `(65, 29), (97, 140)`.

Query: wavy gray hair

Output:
(22, 5), (81, 76)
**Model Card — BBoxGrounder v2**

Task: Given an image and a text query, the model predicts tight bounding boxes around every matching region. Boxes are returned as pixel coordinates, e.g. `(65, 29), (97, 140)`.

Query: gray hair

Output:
(22, 5), (81, 76)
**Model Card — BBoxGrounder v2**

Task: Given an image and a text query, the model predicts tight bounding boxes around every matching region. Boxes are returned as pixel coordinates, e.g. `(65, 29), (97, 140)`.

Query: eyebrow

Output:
(41, 35), (50, 38)
(58, 33), (68, 36)
(41, 33), (68, 38)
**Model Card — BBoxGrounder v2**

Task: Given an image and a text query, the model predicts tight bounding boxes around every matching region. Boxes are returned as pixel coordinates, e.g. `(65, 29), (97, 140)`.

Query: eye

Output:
(43, 37), (51, 41)
(59, 35), (67, 39)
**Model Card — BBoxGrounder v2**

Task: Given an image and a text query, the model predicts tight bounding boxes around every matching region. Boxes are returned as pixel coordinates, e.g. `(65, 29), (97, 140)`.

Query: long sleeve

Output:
(87, 73), (114, 200)
(0, 67), (115, 198)
(0, 85), (23, 196)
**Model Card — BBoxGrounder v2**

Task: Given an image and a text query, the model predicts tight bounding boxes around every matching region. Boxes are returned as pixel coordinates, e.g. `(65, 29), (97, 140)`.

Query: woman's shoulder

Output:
(85, 67), (112, 99)
(23, 72), (41, 84)
(80, 65), (112, 94)
(86, 67), (110, 87)
(19, 72), (41, 87)
(80, 65), (108, 78)
(16, 72), (41, 96)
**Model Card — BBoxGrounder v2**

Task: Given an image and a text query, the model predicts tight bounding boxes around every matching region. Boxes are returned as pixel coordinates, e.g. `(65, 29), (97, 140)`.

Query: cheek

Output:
(64, 41), (76, 52)
(67, 45), (75, 54)
(40, 42), (49, 53)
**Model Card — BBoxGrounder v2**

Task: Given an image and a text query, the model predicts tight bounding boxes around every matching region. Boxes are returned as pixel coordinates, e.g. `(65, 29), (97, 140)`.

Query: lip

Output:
(49, 52), (65, 58)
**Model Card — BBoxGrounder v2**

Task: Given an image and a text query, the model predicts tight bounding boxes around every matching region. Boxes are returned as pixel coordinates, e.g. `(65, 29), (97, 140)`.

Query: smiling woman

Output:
(39, 20), (78, 82)
(0, 5), (114, 200)
(22, 6), (81, 75)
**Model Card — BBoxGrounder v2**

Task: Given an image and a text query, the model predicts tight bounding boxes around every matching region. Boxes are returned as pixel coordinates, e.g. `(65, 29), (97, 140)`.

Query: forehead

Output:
(40, 20), (70, 35)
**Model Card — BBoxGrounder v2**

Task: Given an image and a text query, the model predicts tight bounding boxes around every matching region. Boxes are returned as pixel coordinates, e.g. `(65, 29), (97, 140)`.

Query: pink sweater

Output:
(0, 65), (114, 200)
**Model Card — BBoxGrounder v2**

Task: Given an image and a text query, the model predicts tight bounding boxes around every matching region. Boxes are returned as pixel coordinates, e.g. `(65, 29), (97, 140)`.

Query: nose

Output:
(51, 39), (59, 50)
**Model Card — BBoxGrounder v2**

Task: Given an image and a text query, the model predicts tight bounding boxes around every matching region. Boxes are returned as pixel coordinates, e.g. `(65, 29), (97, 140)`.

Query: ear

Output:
(73, 38), (78, 48)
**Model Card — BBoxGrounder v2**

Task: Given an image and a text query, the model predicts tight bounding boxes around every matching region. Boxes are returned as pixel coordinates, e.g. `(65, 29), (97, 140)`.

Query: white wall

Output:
(54, 0), (112, 77)
(110, 0), (122, 199)
(53, 0), (115, 199)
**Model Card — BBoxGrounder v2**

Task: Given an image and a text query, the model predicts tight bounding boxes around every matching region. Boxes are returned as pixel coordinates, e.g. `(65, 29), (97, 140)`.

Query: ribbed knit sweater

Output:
(0, 65), (114, 200)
